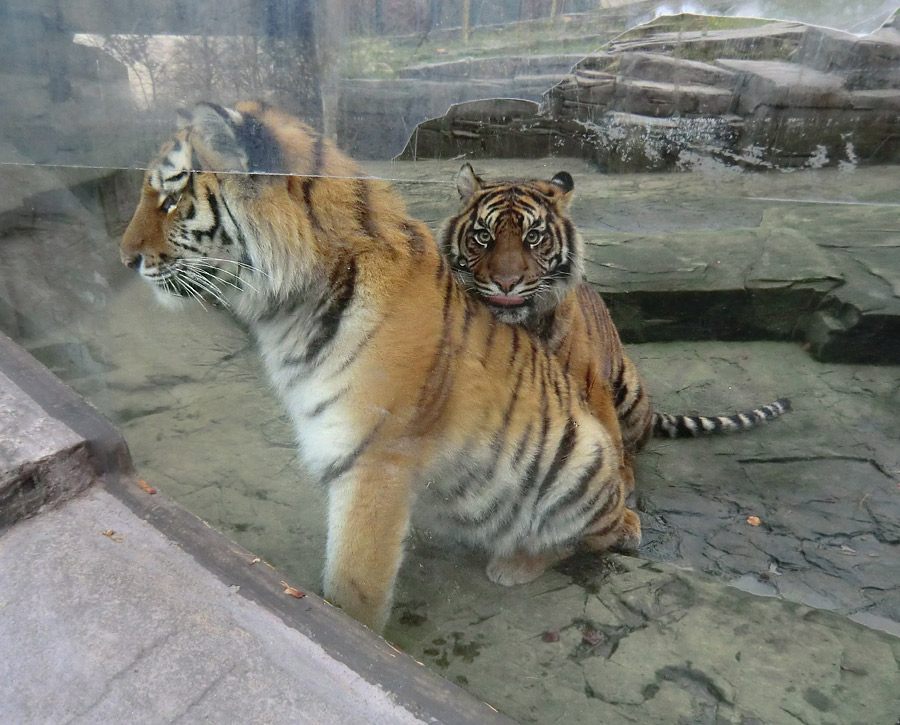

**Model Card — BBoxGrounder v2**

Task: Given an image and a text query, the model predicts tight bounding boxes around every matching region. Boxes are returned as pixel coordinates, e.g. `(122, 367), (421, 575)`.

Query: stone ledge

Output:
(605, 21), (809, 60)
(618, 51), (737, 87)
(0, 332), (131, 529)
(715, 58), (850, 112)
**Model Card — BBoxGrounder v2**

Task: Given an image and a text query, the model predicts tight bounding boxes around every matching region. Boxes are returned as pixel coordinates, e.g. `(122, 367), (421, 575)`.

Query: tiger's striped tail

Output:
(652, 398), (791, 438)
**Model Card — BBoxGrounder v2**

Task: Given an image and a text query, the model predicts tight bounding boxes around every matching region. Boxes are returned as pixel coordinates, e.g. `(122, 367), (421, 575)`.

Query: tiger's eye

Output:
(525, 229), (541, 246)
(475, 230), (491, 246)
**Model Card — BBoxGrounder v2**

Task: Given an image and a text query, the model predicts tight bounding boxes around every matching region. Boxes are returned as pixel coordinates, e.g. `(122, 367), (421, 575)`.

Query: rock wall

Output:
(399, 18), (900, 171)
(337, 54), (599, 159)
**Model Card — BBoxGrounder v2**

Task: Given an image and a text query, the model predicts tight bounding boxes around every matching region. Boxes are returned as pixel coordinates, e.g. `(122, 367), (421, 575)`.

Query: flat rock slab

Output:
(388, 553), (900, 724)
(797, 24), (900, 76)
(716, 59), (849, 112)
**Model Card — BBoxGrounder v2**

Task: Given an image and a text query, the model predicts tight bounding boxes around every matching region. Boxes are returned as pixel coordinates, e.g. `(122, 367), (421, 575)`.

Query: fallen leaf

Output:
(137, 478), (156, 495)
(747, 515), (761, 527)
(102, 529), (123, 542)
(281, 581), (306, 599)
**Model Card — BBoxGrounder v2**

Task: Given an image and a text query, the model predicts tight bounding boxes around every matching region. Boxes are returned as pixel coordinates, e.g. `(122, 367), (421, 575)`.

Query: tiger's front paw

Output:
(486, 550), (566, 586)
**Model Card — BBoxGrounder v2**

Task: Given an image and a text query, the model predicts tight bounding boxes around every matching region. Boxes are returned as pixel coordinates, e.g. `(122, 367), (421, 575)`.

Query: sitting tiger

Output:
(120, 101), (639, 633)
(439, 163), (790, 473)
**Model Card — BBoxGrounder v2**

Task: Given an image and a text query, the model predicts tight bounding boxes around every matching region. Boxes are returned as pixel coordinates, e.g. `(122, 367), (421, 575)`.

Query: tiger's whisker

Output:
(181, 257), (262, 295)
(190, 276), (230, 309)
(180, 277), (209, 311)
(198, 256), (273, 281)
(180, 267), (230, 309)
(183, 262), (247, 294)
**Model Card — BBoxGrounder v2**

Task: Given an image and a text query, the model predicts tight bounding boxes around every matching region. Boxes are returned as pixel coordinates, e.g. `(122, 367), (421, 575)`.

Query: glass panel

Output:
(2, 0), (898, 720)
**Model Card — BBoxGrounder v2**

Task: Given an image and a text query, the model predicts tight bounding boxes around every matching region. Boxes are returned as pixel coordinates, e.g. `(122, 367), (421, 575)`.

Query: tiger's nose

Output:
(121, 250), (142, 270)
(492, 275), (522, 293)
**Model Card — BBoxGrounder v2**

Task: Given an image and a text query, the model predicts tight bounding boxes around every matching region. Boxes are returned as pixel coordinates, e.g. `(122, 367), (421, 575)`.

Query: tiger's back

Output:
(120, 101), (639, 632)
(542, 285), (655, 459)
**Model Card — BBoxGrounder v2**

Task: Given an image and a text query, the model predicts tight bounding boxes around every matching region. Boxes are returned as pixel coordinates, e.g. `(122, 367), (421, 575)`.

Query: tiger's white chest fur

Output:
(249, 298), (372, 480)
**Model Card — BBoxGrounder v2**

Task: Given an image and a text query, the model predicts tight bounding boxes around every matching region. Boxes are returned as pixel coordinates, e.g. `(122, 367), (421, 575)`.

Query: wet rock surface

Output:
(1, 160), (898, 722)
(632, 342), (900, 630)
(389, 554), (900, 723)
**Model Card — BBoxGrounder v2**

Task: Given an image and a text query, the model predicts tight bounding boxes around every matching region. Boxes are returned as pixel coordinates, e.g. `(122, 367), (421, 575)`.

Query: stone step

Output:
(0, 335), (514, 725)
(551, 72), (735, 117)
(796, 24), (900, 76)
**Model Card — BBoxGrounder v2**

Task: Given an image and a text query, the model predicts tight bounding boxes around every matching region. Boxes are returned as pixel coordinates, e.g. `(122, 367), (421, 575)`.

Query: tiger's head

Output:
(120, 102), (285, 310)
(439, 163), (583, 325)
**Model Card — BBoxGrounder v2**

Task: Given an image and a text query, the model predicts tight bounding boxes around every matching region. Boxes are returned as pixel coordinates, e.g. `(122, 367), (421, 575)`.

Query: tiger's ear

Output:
(178, 102), (248, 173)
(550, 171), (574, 208)
(456, 163), (482, 204)
(176, 107), (192, 130)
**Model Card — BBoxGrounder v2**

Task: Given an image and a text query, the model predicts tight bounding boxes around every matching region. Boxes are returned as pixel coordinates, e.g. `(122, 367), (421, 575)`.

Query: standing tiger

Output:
(440, 163), (790, 472)
(120, 101), (639, 633)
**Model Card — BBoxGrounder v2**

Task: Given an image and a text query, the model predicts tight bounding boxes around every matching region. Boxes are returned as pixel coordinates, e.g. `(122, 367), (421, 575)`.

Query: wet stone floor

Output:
(4, 162), (900, 723)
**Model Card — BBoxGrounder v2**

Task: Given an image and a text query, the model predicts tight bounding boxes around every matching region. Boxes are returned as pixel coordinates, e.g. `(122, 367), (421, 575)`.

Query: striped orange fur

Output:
(120, 102), (640, 632)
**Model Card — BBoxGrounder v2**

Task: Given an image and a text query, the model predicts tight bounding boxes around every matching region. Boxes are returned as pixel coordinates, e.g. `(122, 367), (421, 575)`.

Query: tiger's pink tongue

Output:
(488, 294), (525, 306)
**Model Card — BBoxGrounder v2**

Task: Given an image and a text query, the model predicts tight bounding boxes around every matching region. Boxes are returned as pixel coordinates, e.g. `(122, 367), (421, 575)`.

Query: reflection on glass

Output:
(0, 0), (898, 721)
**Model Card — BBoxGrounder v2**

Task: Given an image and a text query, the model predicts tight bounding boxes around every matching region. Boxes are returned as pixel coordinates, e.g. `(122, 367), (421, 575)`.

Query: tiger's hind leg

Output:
(486, 549), (571, 586)
(322, 455), (414, 632)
